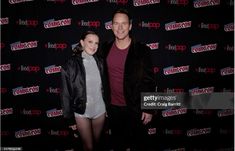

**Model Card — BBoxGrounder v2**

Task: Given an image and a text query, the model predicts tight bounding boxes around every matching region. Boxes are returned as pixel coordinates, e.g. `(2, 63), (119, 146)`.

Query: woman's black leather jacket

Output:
(60, 53), (108, 122)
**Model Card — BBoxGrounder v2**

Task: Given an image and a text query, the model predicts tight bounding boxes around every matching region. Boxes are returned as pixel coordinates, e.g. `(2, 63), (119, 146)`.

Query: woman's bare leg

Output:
(91, 113), (106, 150)
(75, 116), (93, 151)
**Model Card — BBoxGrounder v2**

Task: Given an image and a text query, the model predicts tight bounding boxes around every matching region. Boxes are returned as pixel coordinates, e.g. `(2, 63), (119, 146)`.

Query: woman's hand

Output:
(69, 124), (78, 138)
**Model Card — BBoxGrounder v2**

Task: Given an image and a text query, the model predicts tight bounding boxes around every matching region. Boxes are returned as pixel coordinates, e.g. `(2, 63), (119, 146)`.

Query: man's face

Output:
(112, 13), (132, 40)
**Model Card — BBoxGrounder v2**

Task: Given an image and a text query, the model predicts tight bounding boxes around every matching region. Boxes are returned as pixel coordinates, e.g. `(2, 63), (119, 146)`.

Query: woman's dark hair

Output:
(72, 30), (98, 56)
(112, 8), (132, 24)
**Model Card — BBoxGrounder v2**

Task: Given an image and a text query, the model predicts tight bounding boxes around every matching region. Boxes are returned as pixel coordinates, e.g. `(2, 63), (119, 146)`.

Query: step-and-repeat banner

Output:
(1, 0), (234, 150)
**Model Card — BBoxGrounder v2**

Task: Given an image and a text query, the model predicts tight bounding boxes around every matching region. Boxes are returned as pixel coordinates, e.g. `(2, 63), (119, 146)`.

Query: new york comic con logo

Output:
(0, 17), (9, 25)
(12, 86), (39, 96)
(189, 86), (214, 96)
(163, 65), (189, 75)
(105, 21), (112, 30)
(165, 21), (191, 31)
(1, 108), (13, 116)
(220, 67), (234, 76)
(8, 0), (33, 4)
(191, 43), (217, 53)
(187, 127), (211, 136)
(15, 128), (41, 138)
(46, 109), (63, 117)
(146, 42), (159, 50)
(0, 64), (11, 71)
(133, 0), (160, 6)
(193, 0), (220, 8)
(162, 108), (187, 117)
(217, 109), (234, 117)
(44, 65), (61, 74)
(72, 0), (99, 5)
(162, 148), (186, 151)
(224, 23), (234, 32)
(10, 41), (38, 51)
(43, 18), (71, 29)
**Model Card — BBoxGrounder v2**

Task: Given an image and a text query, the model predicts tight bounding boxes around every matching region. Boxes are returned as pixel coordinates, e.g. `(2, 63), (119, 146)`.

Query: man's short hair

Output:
(112, 8), (132, 24)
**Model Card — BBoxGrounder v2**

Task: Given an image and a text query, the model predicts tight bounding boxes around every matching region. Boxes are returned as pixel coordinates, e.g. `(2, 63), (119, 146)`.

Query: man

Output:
(101, 8), (156, 151)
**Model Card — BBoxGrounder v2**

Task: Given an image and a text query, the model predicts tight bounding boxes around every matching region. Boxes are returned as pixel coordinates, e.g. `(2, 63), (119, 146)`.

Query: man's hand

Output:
(141, 112), (152, 125)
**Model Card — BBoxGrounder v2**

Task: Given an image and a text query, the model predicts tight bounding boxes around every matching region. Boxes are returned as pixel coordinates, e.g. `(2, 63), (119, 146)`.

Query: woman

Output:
(60, 31), (107, 151)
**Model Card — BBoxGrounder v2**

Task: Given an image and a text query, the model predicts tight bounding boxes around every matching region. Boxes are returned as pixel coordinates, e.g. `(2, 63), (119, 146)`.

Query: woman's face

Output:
(80, 34), (99, 55)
